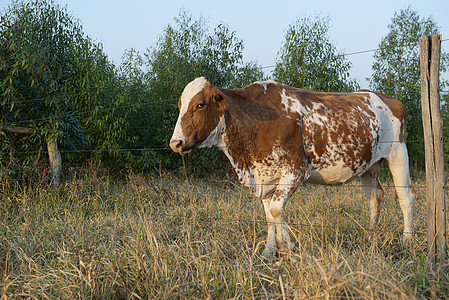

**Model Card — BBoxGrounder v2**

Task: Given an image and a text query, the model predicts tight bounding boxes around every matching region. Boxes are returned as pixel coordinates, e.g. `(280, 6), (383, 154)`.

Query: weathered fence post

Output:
(46, 136), (62, 189)
(419, 33), (447, 270)
(0, 125), (62, 189)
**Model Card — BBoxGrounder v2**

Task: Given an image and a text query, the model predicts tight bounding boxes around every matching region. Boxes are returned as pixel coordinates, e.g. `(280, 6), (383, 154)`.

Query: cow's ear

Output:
(213, 90), (228, 111)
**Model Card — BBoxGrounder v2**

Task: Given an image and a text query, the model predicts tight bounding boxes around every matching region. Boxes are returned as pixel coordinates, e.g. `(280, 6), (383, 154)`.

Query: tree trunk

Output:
(46, 137), (61, 189)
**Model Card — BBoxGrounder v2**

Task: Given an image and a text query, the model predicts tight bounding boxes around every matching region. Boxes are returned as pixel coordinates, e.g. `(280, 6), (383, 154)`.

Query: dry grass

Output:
(0, 173), (448, 299)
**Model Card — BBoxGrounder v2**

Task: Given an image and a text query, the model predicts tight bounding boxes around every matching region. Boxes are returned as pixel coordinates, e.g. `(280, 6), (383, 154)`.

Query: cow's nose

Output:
(169, 139), (184, 152)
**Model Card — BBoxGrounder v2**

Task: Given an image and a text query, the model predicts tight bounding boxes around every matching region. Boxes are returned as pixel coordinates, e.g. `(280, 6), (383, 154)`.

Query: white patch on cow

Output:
(277, 172), (299, 195)
(199, 115), (226, 149)
(312, 101), (326, 111)
(307, 163), (356, 184)
(280, 89), (308, 117)
(171, 115), (186, 145)
(170, 77), (208, 143)
(308, 108), (328, 127)
(254, 80), (278, 92)
(221, 140), (297, 199)
(356, 92), (403, 148)
(233, 158), (278, 199)
(257, 149), (293, 197)
(180, 77), (208, 114)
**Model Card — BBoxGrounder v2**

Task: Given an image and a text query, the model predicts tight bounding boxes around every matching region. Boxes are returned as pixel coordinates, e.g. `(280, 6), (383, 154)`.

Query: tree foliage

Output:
(273, 15), (358, 92)
(369, 7), (449, 168)
(135, 11), (265, 174)
(0, 0), (134, 179)
(2, 2), (446, 180)
(441, 93), (449, 170)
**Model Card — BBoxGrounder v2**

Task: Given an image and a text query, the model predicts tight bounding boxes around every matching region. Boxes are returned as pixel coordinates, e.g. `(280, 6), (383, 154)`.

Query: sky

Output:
(2, 0), (449, 88)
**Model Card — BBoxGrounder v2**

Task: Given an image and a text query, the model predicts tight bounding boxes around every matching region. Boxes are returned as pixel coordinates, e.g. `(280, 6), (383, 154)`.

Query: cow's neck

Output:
(219, 98), (277, 198)
(218, 90), (257, 174)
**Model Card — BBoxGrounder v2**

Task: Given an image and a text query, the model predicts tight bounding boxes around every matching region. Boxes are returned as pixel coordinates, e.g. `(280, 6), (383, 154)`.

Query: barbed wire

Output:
(1, 138), (426, 156)
(4, 86), (449, 126)
(34, 177), (428, 237)
(56, 176), (428, 191)
(3, 37), (449, 107)
(1, 39), (446, 185)
(3, 51), (449, 125)
(0, 20), (443, 252)
(258, 38), (449, 70)
(1, 91), (90, 105)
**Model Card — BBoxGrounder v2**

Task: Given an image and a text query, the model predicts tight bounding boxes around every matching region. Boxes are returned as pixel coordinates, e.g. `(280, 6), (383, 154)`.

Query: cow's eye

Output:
(196, 103), (205, 109)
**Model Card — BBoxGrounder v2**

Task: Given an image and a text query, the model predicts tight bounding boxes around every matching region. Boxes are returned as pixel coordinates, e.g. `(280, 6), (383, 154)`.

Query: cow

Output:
(169, 77), (414, 258)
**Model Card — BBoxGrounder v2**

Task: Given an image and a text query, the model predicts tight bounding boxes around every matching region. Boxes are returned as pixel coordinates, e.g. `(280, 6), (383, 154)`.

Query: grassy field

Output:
(0, 172), (448, 299)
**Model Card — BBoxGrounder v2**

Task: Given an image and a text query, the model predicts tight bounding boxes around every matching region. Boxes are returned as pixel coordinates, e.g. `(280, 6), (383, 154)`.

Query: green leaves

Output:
(369, 7), (448, 168)
(129, 11), (265, 173)
(2, 3), (445, 178)
(273, 15), (358, 93)
(0, 0), (131, 178)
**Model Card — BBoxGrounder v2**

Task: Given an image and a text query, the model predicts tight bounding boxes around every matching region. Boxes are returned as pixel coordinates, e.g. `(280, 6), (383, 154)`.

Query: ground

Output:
(0, 172), (448, 298)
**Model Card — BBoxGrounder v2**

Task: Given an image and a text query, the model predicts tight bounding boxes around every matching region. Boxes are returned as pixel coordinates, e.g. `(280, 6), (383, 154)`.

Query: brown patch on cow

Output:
(226, 85), (280, 121)
(410, 184), (416, 198)
(220, 83), (310, 196)
(298, 91), (380, 174)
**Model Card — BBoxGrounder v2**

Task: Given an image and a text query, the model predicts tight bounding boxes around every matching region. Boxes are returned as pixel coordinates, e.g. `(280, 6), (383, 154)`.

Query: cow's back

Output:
(224, 82), (405, 186)
(274, 87), (405, 184)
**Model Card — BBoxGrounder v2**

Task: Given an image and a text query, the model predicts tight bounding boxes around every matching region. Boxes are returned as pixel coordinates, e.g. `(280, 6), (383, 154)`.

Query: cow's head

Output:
(169, 77), (227, 153)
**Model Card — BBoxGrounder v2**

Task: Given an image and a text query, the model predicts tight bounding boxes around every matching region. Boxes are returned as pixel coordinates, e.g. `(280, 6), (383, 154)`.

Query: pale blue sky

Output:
(2, 0), (449, 88)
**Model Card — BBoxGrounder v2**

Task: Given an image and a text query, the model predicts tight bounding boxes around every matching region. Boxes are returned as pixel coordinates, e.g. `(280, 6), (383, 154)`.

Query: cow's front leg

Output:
(262, 197), (277, 257)
(261, 177), (298, 258)
(270, 193), (293, 253)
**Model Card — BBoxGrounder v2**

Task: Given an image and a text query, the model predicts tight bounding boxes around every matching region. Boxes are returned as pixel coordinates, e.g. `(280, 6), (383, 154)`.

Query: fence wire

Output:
(47, 176), (430, 237)
(1, 39), (447, 194)
(4, 87), (449, 126)
(2, 38), (449, 125)
(0, 138), (426, 155)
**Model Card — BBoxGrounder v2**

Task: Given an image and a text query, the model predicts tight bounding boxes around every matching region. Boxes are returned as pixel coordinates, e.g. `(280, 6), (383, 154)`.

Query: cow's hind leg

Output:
(387, 143), (414, 239)
(360, 161), (384, 228)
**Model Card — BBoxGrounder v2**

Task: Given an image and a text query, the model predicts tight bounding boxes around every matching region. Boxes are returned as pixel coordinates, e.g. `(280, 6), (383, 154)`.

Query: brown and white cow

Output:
(170, 77), (414, 257)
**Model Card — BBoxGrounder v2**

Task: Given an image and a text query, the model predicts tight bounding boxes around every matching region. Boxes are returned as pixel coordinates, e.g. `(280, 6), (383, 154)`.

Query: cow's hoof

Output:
(261, 248), (276, 261)
(401, 231), (413, 244)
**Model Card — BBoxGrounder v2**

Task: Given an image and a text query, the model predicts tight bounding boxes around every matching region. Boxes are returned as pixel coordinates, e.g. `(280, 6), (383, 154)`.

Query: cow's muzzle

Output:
(169, 138), (184, 153)
(169, 138), (193, 154)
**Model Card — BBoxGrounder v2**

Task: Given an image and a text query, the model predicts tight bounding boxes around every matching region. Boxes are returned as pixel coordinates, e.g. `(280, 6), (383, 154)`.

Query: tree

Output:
(273, 15), (358, 92)
(135, 11), (265, 175)
(0, 0), (131, 183)
(369, 7), (449, 169)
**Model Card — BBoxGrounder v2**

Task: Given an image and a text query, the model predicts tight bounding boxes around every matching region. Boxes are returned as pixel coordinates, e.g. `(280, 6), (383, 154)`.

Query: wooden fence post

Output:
(0, 125), (62, 189)
(46, 136), (62, 189)
(419, 33), (447, 270)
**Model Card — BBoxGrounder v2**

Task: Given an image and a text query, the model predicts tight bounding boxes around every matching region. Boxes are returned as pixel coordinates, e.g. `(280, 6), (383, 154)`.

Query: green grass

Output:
(0, 174), (448, 299)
